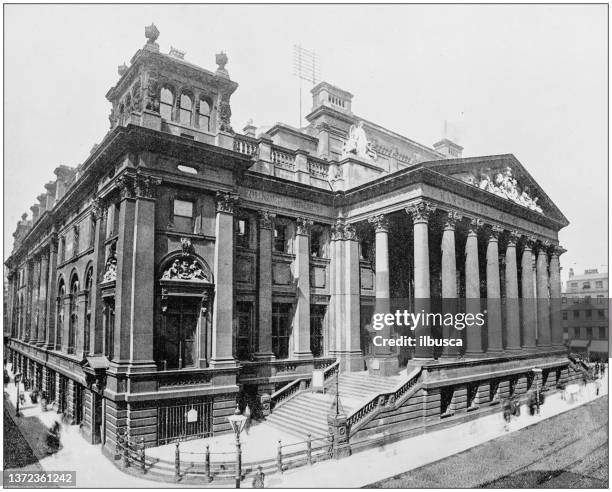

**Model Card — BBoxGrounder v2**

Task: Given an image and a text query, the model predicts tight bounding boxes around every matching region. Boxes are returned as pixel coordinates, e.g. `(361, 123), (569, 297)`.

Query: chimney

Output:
(243, 120), (256, 138)
(433, 138), (463, 159)
(44, 181), (57, 210)
(569, 268), (574, 278)
(30, 204), (40, 223)
(311, 82), (353, 114)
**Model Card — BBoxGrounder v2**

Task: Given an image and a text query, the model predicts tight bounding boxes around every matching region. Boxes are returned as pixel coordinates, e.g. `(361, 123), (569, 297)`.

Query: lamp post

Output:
(533, 368), (542, 415)
(227, 404), (247, 488)
(14, 372), (22, 417)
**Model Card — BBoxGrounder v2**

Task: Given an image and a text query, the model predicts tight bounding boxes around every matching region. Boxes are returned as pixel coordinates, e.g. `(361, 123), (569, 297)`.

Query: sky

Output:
(4, 4), (608, 284)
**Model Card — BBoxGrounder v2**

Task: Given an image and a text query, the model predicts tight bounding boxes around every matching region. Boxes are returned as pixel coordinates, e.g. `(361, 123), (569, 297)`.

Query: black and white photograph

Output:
(2, 3), (609, 489)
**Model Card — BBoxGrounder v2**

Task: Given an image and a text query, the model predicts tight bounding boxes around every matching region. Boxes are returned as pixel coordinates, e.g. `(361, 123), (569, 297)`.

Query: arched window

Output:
(56, 280), (65, 350)
(179, 93), (193, 125)
(84, 268), (93, 354)
(68, 276), (79, 354)
(198, 98), (211, 131)
(160, 87), (174, 121)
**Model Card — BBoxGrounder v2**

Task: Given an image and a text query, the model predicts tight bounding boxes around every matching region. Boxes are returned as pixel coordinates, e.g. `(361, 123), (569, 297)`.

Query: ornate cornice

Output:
(257, 210), (276, 230)
(406, 200), (435, 223)
(368, 214), (389, 233)
(216, 191), (238, 214)
(135, 174), (162, 199)
(117, 174), (136, 200)
(296, 217), (314, 236)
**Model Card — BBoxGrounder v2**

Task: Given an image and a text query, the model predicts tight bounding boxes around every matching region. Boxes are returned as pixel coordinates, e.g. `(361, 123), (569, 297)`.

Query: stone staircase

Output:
(264, 371), (404, 439)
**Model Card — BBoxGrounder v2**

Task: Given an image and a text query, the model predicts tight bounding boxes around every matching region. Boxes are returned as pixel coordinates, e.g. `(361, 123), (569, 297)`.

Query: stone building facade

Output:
(6, 26), (575, 455)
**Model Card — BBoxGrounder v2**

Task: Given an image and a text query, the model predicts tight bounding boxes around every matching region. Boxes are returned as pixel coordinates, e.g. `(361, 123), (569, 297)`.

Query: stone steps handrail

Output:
(346, 367), (423, 434)
(270, 359), (340, 412)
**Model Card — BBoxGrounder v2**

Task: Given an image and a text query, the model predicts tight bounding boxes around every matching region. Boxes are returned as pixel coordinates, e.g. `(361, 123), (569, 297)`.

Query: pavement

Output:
(3, 362), (608, 488)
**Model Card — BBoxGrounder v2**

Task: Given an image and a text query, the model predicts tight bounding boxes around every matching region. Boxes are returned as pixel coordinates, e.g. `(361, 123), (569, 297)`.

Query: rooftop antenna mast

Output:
(293, 44), (320, 128)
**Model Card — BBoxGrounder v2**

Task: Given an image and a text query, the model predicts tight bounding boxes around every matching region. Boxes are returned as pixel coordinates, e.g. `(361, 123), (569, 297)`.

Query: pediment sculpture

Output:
(461, 167), (543, 213)
(342, 121), (377, 161)
(161, 256), (210, 282)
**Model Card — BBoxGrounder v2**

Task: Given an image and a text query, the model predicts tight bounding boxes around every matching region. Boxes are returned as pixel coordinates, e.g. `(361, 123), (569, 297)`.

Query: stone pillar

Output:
(292, 217), (313, 359)
(210, 191), (238, 368)
(409, 201), (435, 360)
(441, 210), (461, 358)
(327, 412), (351, 459)
(23, 259), (33, 342)
(536, 241), (552, 349)
(550, 246), (565, 348)
(38, 252), (49, 345)
(504, 231), (521, 351)
(44, 238), (58, 349)
(90, 199), (107, 356)
(520, 237), (537, 350)
(31, 257), (41, 344)
(77, 291), (88, 357)
(486, 225), (503, 353)
(255, 210), (275, 360)
(465, 218), (483, 356)
(340, 222), (363, 371)
(330, 220), (344, 357)
(367, 214), (398, 375)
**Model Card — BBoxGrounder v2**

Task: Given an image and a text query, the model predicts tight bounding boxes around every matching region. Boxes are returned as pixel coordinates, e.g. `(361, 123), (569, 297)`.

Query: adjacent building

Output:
(5, 25), (581, 457)
(562, 268), (609, 360)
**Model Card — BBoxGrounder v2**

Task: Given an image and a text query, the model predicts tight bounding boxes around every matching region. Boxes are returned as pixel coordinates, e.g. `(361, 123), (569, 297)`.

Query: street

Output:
(369, 395), (608, 488)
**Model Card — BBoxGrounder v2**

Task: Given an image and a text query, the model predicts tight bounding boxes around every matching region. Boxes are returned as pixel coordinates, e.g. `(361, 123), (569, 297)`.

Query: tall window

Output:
(179, 93), (193, 125)
(160, 87), (174, 121)
(272, 303), (291, 359)
(56, 281), (65, 350)
(198, 98), (211, 131)
(274, 225), (287, 253)
(236, 302), (254, 360)
(310, 305), (326, 357)
(236, 217), (250, 249)
(84, 269), (93, 354)
(173, 199), (194, 233)
(68, 276), (79, 354)
(73, 225), (80, 257)
(156, 297), (198, 369)
(599, 327), (606, 339)
(59, 236), (66, 263)
(311, 228), (323, 257)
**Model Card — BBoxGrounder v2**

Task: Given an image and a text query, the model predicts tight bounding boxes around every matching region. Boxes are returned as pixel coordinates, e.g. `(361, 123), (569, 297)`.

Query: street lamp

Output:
(14, 372), (22, 417)
(227, 404), (247, 488)
(533, 368), (543, 415)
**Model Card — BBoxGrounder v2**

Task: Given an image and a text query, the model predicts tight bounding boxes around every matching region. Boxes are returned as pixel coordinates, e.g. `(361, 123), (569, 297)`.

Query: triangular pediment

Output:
(422, 154), (569, 226)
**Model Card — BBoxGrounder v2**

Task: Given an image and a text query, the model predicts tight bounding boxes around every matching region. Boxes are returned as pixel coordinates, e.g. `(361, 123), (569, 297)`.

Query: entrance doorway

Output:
(157, 297), (199, 369)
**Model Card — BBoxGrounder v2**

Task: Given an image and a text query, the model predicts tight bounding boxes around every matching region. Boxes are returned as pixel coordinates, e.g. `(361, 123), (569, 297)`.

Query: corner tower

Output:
(105, 24), (238, 144)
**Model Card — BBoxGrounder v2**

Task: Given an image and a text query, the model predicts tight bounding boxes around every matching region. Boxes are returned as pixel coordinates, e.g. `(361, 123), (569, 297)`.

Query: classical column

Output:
(330, 220), (344, 357)
(504, 231), (521, 351)
(37, 251), (49, 345)
(340, 222), (363, 371)
(30, 257), (41, 344)
(407, 201), (434, 360)
(90, 198), (107, 356)
(210, 191), (238, 368)
(549, 245), (565, 349)
(486, 225), (503, 353)
(536, 241), (552, 349)
(292, 217), (313, 359)
(23, 259), (33, 342)
(520, 236), (537, 350)
(44, 237), (58, 349)
(465, 218), (483, 356)
(255, 210), (275, 360)
(367, 214), (398, 375)
(441, 210), (461, 358)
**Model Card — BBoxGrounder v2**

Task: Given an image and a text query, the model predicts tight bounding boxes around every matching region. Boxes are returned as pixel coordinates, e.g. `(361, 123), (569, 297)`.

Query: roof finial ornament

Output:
(216, 51), (229, 78)
(145, 23), (160, 45)
(118, 63), (128, 76)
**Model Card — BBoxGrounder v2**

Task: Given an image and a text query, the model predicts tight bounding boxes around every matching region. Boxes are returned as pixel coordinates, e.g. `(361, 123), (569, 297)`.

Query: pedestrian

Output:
(502, 400), (512, 431)
(601, 363), (606, 377)
(244, 404), (252, 435)
(252, 465), (265, 488)
(528, 391), (537, 416)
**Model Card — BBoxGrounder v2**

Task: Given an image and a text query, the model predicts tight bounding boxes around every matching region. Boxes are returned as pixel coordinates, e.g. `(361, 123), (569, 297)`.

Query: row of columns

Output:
(368, 199), (565, 363)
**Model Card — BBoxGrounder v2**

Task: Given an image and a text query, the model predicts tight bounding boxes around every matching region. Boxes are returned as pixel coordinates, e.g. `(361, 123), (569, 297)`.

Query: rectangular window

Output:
(310, 229), (323, 257)
(64, 234), (73, 260)
(586, 310), (592, 319)
(236, 218), (250, 249)
(272, 303), (291, 359)
(573, 327), (580, 338)
(173, 199), (194, 233)
(599, 327), (606, 339)
(236, 302), (253, 360)
(273, 225), (287, 253)
(59, 236), (66, 263)
(573, 310), (580, 319)
(596, 281), (603, 288)
(310, 305), (326, 357)
(586, 327), (593, 339)
(562, 311), (568, 320)
(597, 295), (605, 304)
(585, 296), (591, 304)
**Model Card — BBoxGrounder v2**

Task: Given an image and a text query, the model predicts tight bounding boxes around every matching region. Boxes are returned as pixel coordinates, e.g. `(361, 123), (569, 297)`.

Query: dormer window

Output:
(198, 98), (211, 131)
(160, 87), (174, 121)
(179, 93), (193, 125)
